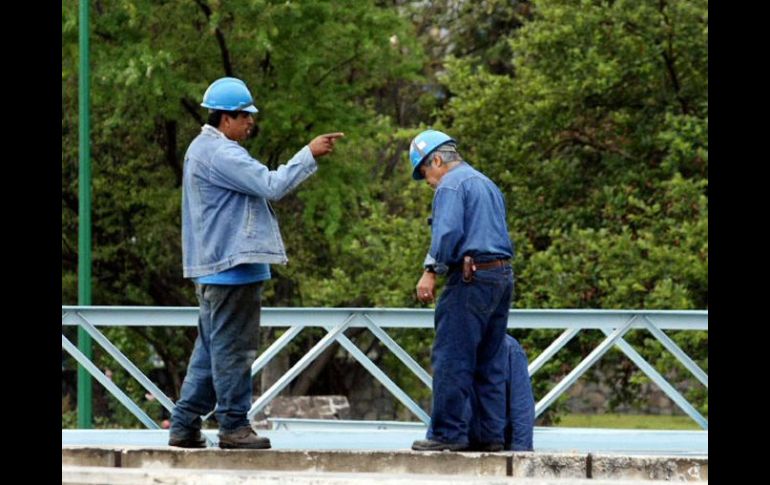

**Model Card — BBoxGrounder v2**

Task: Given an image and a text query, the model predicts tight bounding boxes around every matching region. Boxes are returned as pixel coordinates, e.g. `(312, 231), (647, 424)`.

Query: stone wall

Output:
(564, 379), (681, 415)
(262, 395), (352, 419)
(347, 379), (430, 421)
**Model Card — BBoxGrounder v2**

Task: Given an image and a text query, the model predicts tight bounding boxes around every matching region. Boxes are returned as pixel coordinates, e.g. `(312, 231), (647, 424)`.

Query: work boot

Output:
(468, 442), (504, 452)
(411, 439), (468, 451)
(168, 430), (207, 448)
(218, 425), (271, 449)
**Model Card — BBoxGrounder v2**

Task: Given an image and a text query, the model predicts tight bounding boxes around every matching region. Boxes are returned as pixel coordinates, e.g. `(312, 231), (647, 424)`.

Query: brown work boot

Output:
(168, 430), (207, 448)
(218, 425), (271, 449)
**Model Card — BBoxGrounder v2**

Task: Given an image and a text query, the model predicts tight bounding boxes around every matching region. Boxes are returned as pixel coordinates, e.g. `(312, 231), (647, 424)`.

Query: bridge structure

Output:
(62, 307), (708, 482)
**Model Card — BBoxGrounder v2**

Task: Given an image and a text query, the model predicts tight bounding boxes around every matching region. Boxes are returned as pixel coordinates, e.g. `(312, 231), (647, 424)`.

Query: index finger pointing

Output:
(322, 132), (345, 140)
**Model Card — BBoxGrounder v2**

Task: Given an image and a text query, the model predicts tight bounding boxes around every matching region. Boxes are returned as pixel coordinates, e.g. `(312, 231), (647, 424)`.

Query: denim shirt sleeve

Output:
(427, 186), (465, 274)
(208, 143), (318, 201)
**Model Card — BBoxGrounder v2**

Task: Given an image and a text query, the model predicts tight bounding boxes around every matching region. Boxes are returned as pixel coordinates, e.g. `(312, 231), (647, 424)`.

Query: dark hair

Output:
(206, 110), (250, 128)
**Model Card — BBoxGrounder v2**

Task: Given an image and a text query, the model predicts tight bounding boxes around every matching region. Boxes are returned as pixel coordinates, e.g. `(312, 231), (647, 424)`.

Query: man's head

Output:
(418, 145), (462, 189)
(409, 130), (461, 189)
(201, 77), (258, 142)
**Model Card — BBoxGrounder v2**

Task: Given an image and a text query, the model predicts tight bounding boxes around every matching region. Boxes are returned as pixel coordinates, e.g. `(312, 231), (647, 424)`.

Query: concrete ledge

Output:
(62, 446), (708, 481)
(512, 452), (587, 478)
(591, 453), (708, 481)
(119, 448), (508, 476)
(61, 447), (120, 467)
(62, 465), (708, 485)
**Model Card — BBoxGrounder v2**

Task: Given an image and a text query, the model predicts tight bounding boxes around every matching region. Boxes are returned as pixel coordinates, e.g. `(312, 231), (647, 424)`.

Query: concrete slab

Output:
(62, 465), (709, 485)
(591, 453), (708, 481)
(511, 452), (587, 479)
(117, 447), (509, 476)
(62, 446), (708, 481)
(61, 446), (119, 467)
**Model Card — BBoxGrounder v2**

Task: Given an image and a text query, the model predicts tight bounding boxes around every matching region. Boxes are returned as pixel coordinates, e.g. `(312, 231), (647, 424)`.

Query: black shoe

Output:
(468, 442), (504, 452)
(411, 439), (468, 451)
(168, 430), (207, 448)
(218, 425), (271, 449)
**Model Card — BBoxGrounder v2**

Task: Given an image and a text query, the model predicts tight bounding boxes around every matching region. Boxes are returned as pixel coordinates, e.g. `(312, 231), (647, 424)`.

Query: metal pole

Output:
(77, 0), (93, 429)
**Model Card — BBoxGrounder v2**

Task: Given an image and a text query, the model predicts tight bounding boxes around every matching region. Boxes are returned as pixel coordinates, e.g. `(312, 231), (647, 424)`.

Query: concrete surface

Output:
(62, 446), (708, 481)
(62, 465), (709, 485)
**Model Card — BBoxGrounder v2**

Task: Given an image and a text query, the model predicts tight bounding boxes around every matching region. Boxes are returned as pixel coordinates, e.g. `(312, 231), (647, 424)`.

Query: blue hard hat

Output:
(409, 130), (456, 180)
(201, 77), (259, 113)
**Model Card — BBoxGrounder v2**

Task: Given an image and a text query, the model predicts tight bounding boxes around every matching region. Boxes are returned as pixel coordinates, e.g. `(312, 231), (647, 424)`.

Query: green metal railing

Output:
(62, 307), (708, 430)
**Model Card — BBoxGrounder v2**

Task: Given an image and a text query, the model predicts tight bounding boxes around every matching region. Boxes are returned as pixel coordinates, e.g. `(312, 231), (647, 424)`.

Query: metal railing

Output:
(62, 307), (708, 430)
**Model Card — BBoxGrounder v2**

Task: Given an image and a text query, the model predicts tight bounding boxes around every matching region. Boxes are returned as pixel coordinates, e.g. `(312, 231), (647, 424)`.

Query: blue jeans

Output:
(427, 265), (514, 445)
(468, 334), (535, 451)
(170, 282), (262, 435)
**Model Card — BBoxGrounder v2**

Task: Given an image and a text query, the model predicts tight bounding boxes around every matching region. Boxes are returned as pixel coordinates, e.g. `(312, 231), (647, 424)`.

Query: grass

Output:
(555, 413), (702, 430)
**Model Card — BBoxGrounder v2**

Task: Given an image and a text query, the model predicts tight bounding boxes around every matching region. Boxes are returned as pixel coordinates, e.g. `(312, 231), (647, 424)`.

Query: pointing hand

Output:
(309, 132), (345, 157)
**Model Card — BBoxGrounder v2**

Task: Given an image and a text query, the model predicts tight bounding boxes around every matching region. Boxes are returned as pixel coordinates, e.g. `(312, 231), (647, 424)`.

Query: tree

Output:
(62, 0), (708, 426)
(62, 0), (430, 425)
(436, 0), (707, 420)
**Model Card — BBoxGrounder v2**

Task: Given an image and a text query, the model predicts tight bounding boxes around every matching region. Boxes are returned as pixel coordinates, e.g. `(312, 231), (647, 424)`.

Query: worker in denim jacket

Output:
(409, 129), (515, 452)
(169, 77), (343, 449)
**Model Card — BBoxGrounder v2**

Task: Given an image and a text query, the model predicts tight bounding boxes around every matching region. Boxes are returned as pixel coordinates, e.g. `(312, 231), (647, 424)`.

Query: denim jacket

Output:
(182, 125), (317, 278)
(423, 162), (513, 274)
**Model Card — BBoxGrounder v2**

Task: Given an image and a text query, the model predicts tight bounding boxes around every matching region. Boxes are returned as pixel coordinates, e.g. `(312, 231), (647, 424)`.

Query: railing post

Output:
(77, 0), (93, 430)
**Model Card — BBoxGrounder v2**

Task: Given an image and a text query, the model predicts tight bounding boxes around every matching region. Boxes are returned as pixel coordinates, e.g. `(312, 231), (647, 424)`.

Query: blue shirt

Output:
(196, 263), (271, 285)
(424, 162), (514, 274)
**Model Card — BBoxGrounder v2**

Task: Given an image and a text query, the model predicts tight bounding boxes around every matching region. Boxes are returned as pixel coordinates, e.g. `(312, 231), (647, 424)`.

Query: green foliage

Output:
(63, 0), (429, 427)
(404, 0), (533, 75)
(439, 0), (707, 418)
(62, 0), (426, 307)
(62, 0), (707, 426)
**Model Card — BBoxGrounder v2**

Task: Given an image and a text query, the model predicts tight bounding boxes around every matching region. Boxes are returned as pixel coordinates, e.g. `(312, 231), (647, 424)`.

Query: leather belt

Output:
(449, 258), (510, 273)
(472, 259), (510, 270)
